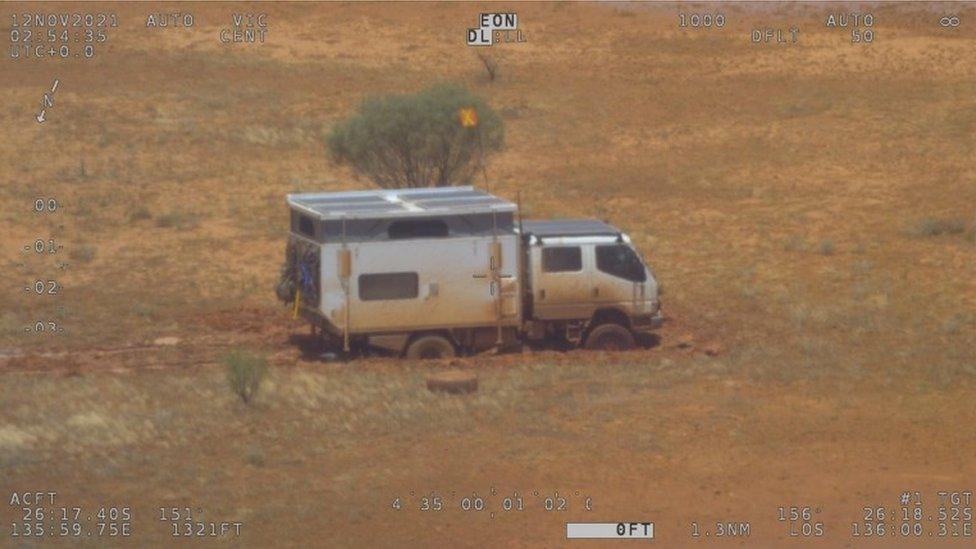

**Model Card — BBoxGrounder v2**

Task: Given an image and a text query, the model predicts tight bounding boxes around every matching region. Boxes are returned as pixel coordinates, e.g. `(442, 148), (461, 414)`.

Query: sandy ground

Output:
(1, 2), (974, 546)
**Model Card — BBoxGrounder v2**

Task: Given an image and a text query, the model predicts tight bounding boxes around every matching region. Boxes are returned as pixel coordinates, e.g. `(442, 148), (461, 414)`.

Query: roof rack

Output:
(520, 219), (622, 238)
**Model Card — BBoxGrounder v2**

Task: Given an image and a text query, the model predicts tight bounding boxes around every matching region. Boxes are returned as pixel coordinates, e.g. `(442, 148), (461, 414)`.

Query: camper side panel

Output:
(319, 236), (521, 333)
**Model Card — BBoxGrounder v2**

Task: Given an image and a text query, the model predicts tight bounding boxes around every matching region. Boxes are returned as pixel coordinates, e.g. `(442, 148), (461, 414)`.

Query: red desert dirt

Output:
(1, 2), (974, 547)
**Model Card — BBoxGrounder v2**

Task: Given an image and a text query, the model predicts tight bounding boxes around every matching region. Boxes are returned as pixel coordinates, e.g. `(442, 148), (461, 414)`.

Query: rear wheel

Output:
(405, 334), (456, 359)
(583, 323), (635, 351)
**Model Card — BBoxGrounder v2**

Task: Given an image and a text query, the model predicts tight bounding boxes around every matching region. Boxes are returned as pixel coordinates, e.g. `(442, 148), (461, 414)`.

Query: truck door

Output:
(530, 244), (593, 319)
(591, 244), (647, 311)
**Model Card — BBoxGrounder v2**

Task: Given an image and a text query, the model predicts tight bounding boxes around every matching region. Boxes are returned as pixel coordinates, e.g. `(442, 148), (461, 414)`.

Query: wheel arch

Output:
(589, 307), (632, 330)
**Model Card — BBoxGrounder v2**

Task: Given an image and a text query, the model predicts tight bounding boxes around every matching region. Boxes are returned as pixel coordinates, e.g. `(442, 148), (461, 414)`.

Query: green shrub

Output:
(327, 84), (504, 188)
(224, 350), (268, 404)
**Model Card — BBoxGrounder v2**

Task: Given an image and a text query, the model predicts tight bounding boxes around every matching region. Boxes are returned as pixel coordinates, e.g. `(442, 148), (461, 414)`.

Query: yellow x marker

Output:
(458, 107), (478, 128)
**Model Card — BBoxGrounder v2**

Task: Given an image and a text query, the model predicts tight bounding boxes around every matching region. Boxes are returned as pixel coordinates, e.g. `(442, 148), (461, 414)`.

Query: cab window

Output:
(596, 245), (646, 282)
(542, 246), (582, 272)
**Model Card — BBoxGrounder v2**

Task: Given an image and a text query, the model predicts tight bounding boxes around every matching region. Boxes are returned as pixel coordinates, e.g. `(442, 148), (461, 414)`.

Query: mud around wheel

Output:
(426, 370), (478, 394)
(583, 323), (636, 351)
(405, 334), (456, 360)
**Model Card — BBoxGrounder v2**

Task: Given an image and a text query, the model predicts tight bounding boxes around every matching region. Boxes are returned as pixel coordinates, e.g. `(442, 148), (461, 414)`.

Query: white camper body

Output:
(286, 187), (522, 352)
(320, 234), (521, 333)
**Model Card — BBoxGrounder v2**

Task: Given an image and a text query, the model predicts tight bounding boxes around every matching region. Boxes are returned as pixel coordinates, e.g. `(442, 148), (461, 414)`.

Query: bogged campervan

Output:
(277, 187), (661, 358)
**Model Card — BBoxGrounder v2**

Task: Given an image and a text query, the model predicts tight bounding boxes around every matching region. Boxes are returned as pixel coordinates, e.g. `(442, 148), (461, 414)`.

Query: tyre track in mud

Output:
(0, 306), (700, 375)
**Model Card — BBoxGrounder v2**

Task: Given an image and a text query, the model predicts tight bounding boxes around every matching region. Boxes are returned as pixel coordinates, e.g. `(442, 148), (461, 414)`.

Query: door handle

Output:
(539, 289), (546, 300)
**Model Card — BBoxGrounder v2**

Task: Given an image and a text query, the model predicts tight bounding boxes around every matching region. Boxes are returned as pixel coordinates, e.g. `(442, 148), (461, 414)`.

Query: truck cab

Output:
(521, 219), (662, 350)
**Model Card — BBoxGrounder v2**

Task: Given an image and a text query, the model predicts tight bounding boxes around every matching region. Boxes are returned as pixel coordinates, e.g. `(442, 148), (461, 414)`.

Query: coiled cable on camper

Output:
(294, 245), (320, 306)
(275, 241), (320, 307)
(275, 241), (298, 304)
(298, 259), (315, 296)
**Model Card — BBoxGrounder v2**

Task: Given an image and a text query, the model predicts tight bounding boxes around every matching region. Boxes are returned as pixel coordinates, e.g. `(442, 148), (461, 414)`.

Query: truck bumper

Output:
(632, 311), (664, 331)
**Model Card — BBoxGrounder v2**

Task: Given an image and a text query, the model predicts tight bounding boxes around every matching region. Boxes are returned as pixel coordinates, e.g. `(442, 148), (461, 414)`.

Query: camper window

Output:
(358, 272), (419, 301)
(542, 247), (582, 272)
(297, 215), (316, 238)
(387, 219), (449, 239)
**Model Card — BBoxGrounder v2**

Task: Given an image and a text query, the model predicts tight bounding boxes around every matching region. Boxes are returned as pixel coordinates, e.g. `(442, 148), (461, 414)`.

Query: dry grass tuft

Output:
(910, 217), (967, 238)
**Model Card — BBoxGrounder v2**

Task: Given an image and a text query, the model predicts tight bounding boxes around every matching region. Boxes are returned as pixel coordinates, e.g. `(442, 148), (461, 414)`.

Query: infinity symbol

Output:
(939, 16), (960, 27)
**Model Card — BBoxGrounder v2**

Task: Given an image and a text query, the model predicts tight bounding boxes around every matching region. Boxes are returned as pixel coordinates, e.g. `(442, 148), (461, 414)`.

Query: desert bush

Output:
(224, 350), (268, 404)
(327, 84), (504, 188)
(244, 444), (266, 466)
(911, 218), (966, 237)
(783, 234), (806, 252)
(155, 211), (200, 230)
(475, 51), (500, 81)
(69, 244), (96, 263)
(129, 207), (152, 222)
(818, 239), (836, 255)
(132, 303), (157, 319)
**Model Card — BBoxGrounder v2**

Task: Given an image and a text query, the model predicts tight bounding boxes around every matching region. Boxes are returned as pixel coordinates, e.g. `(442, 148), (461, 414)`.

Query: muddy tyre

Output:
(405, 334), (456, 359)
(583, 323), (635, 351)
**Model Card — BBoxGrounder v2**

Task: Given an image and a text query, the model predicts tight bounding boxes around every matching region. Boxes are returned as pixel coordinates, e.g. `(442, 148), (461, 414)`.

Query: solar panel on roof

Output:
(411, 195), (501, 207)
(312, 203), (405, 213)
(303, 195), (389, 205)
(398, 189), (479, 200)
(287, 186), (516, 221)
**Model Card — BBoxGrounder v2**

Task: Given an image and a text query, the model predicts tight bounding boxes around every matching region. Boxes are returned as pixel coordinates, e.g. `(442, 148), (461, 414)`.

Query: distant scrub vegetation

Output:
(224, 350), (268, 405)
(910, 217), (968, 238)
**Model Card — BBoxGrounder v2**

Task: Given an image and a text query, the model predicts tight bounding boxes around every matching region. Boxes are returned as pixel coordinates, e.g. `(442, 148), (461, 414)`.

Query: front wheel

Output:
(405, 334), (456, 359)
(583, 323), (635, 351)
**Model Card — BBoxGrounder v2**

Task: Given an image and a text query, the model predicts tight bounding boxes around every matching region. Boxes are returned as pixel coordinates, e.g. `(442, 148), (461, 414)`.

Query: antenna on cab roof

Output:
(516, 190), (524, 237)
